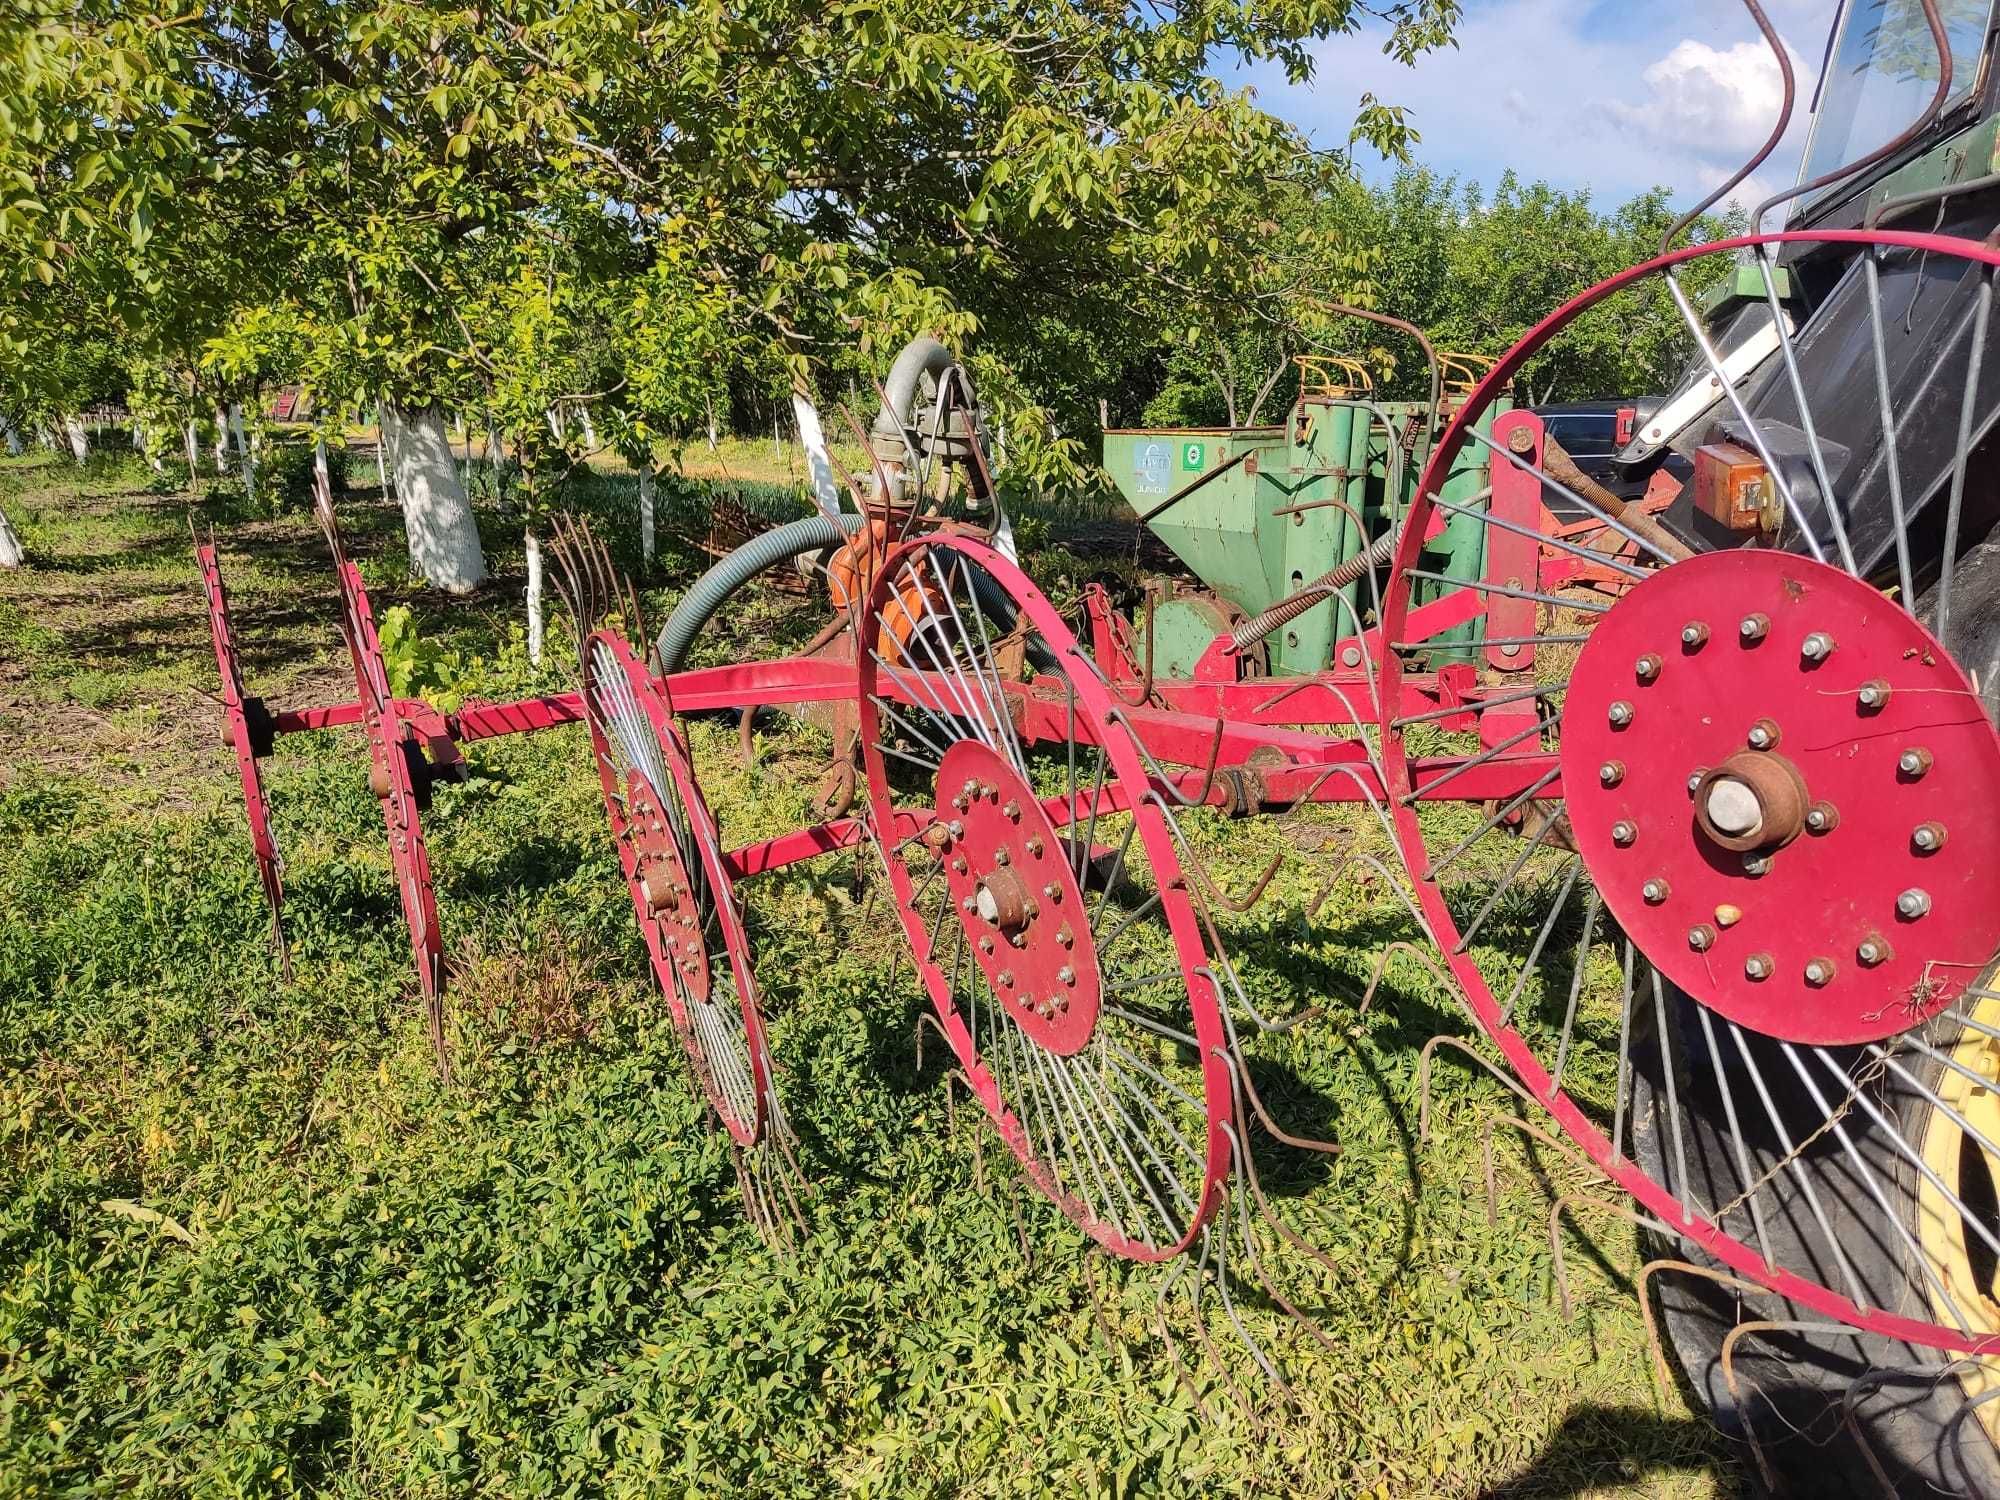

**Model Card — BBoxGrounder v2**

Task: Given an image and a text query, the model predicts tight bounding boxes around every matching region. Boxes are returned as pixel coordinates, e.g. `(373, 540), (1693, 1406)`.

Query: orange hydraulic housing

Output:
(1693, 441), (1779, 533)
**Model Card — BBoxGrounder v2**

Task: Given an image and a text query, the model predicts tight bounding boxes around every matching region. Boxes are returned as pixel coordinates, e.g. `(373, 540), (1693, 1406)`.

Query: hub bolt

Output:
(1858, 679), (1892, 711)
(1058, 966), (1076, 986)
(961, 896), (977, 913)
(994, 848), (1010, 866)
(1746, 718), (1780, 751)
(1004, 800), (1021, 820)
(1741, 853), (1771, 877)
(948, 820), (965, 838)
(962, 779), (980, 801)
(1858, 935), (1892, 967)
(1913, 822), (1947, 853)
(1682, 621), (1710, 648)
(1044, 882), (1062, 901)
(951, 857), (968, 874)
(979, 936), (994, 954)
(1804, 957), (1837, 987)
(1805, 803), (1838, 834)
(997, 970), (1015, 988)
(953, 795), (970, 813)
(1635, 654), (1663, 682)
(1599, 760), (1625, 787)
(1608, 701), (1634, 728)
(1611, 821), (1637, 846)
(1025, 836), (1045, 858)
(1689, 925), (1717, 952)
(1687, 770), (1707, 795)
(1056, 924), (1075, 948)
(1897, 888), (1932, 919)
(1642, 878), (1670, 904)
(1801, 632), (1836, 663)
(1740, 614), (1769, 642)
(1744, 953), (1774, 981)
(1900, 747), (1934, 778)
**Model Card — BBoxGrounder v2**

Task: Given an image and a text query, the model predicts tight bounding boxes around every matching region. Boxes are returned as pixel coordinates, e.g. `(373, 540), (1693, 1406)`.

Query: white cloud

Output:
(1610, 38), (1802, 157)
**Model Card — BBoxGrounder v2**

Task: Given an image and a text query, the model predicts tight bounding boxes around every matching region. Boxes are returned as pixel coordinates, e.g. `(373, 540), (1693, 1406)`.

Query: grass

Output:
(0, 451), (1740, 1497)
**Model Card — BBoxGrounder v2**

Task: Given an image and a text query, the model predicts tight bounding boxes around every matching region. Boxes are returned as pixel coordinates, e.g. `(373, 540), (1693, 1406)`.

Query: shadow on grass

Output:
(1479, 1403), (1740, 1498)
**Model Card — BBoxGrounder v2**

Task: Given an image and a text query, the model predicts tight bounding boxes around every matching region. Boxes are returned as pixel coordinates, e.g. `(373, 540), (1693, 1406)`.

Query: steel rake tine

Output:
(1545, 1191), (1673, 1319)
(1415, 1034), (1545, 1146)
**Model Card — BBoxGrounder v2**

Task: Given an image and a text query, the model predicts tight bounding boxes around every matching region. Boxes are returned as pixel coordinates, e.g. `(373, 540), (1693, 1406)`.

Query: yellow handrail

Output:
(1295, 354), (1375, 401)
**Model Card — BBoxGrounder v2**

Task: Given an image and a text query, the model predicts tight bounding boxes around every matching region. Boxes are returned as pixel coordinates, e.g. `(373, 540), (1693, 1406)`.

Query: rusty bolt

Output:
(997, 970), (1015, 988)
(952, 794), (970, 813)
(1898, 888), (1932, 919)
(1746, 719), (1780, 751)
(1688, 924), (1717, 952)
(1682, 621), (1710, 648)
(951, 856), (969, 874)
(1801, 632), (1835, 663)
(1634, 654), (1663, 683)
(994, 847), (1010, 867)
(1611, 820), (1637, 847)
(961, 778), (980, 800)
(1004, 800), (1021, 820)
(1858, 934), (1892, 967)
(979, 936), (995, 954)
(1739, 613), (1769, 642)
(1913, 822), (1947, 853)
(1025, 835), (1045, 858)
(1899, 747), (1933, 778)
(961, 896), (977, 913)
(1744, 953), (1774, 981)
(1686, 769), (1707, 795)
(1804, 957), (1837, 987)
(1044, 882), (1062, 901)
(1805, 802), (1838, 834)
(1741, 853), (1771, 876)
(1858, 679), (1892, 711)
(1608, 701), (1634, 728)
(1600, 761), (1625, 787)
(948, 819), (965, 839)
(1056, 924), (1075, 948)
(1057, 965), (1076, 986)
(1643, 878), (1670, 904)
(1508, 425), (1536, 454)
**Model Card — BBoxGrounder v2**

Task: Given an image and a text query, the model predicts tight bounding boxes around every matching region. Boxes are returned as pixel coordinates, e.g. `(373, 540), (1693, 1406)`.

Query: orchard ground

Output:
(0, 450), (1740, 1497)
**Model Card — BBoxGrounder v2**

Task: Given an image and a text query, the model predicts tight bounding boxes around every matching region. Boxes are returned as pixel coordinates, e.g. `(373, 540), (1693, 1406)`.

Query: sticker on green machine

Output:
(1179, 441), (1206, 470)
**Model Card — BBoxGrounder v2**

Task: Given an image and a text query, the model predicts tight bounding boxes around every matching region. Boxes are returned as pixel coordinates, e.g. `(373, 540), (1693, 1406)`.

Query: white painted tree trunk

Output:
(313, 438), (330, 498)
(131, 421), (142, 450)
(183, 421), (199, 480)
(705, 395), (718, 450)
(375, 405), (392, 495)
(0, 503), (23, 569)
(214, 406), (231, 471)
(231, 404), (255, 503)
(546, 407), (564, 443)
(524, 525), (544, 666)
(579, 405), (597, 451)
(63, 416), (87, 462)
(638, 466), (656, 568)
(389, 403), (486, 594)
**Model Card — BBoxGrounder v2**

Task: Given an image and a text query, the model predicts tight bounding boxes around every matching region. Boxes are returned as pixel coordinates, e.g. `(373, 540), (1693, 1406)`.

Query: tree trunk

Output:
(524, 525), (544, 666)
(546, 407), (563, 443)
(131, 421), (143, 450)
(230, 404), (255, 504)
(183, 421), (199, 484)
(313, 438), (330, 498)
(389, 403), (486, 593)
(375, 405), (392, 496)
(0, 503), (23, 569)
(214, 406), (231, 471)
(638, 466), (656, 568)
(705, 395), (718, 450)
(63, 416), (88, 462)
(579, 405), (597, 451)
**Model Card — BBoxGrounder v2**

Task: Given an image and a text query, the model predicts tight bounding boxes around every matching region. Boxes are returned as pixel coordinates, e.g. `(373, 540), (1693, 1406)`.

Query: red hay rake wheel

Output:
(1378, 229), (2000, 1380)
(196, 537), (289, 978)
(855, 533), (1235, 1262)
(555, 523), (803, 1241)
(316, 493), (450, 1069)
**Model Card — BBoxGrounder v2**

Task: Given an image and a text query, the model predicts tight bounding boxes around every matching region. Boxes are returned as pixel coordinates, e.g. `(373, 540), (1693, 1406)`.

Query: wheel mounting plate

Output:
(934, 740), (1100, 1056)
(626, 769), (711, 1004)
(1564, 550), (2000, 1046)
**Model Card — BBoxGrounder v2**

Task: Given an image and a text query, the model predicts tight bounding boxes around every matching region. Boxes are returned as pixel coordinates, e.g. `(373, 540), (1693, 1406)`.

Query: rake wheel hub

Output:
(1564, 550), (2000, 1046)
(625, 770), (710, 1003)
(935, 740), (1100, 1055)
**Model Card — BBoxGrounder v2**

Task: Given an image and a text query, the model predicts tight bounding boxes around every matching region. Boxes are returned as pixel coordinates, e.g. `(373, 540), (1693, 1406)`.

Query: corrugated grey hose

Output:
(655, 513), (861, 672)
(1228, 520), (1404, 653)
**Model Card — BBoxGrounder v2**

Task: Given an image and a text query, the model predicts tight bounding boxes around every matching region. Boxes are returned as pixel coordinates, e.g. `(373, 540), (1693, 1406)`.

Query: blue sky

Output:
(1240, 0), (1838, 216)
